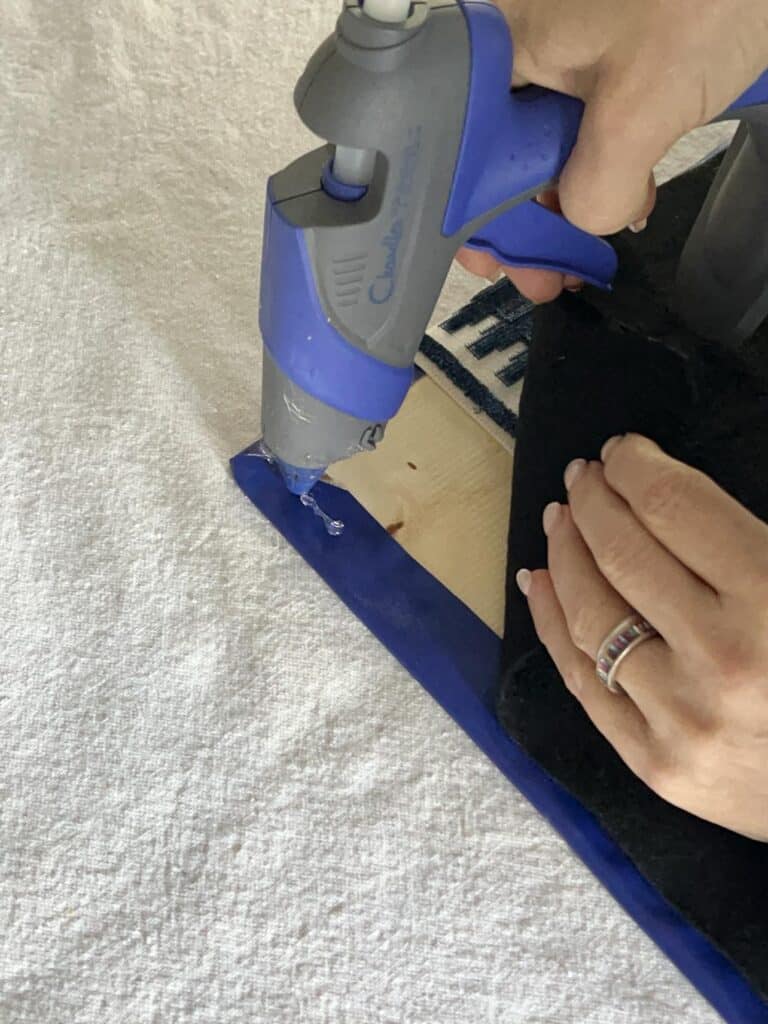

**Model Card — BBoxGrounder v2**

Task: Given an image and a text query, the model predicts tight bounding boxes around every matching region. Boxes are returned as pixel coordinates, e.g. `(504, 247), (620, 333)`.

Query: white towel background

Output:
(2, 3), (730, 1021)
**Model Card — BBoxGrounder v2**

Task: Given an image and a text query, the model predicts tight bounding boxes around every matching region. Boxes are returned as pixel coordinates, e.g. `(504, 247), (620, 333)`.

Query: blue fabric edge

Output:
(231, 444), (768, 1024)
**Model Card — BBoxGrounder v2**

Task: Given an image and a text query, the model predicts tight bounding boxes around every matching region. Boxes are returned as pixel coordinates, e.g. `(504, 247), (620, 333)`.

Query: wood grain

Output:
(327, 376), (513, 636)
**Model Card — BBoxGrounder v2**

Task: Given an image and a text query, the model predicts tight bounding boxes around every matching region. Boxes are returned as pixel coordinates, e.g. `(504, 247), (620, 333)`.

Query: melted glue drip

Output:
(300, 492), (345, 537)
(249, 441), (343, 536)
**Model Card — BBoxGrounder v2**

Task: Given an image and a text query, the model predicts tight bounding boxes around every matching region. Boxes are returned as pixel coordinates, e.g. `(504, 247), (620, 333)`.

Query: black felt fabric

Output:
(497, 156), (768, 999)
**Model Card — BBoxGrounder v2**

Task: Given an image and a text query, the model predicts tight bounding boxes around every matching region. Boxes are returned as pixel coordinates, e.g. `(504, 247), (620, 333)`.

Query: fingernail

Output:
(601, 435), (623, 461)
(565, 284), (584, 293)
(564, 458), (586, 491)
(516, 569), (532, 596)
(629, 217), (648, 234)
(542, 502), (561, 536)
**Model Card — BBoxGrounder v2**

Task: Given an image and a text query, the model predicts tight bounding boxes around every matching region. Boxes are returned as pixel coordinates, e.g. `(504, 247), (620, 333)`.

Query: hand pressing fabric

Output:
(514, 435), (768, 842)
(458, 0), (768, 302)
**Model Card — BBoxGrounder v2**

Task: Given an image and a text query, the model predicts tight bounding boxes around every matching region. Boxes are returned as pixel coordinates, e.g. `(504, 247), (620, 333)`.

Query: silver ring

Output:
(596, 614), (659, 694)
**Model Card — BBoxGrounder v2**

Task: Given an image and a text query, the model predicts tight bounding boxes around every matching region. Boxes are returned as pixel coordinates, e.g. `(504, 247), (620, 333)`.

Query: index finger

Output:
(601, 434), (768, 595)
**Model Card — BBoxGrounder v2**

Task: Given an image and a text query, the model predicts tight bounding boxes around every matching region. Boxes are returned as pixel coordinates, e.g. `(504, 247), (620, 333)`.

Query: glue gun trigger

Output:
(464, 199), (619, 292)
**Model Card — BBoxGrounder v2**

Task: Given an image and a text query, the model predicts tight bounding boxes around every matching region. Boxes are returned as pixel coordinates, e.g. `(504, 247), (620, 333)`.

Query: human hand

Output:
(515, 434), (768, 842)
(458, 0), (768, 303)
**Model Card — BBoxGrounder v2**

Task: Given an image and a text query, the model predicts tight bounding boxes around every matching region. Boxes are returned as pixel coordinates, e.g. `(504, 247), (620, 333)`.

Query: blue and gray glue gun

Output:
(259, 0), (768, 495)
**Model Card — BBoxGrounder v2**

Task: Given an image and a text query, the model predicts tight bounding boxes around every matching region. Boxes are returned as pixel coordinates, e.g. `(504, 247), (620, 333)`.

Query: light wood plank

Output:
(327, 376), (513, 636)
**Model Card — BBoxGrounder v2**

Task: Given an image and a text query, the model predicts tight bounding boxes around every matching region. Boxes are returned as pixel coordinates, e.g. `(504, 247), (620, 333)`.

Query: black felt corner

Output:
(498, 155), (768, 1000)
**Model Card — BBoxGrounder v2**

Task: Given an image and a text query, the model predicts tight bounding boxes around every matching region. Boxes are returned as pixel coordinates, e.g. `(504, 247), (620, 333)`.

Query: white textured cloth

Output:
(1, 3), (725, 1022)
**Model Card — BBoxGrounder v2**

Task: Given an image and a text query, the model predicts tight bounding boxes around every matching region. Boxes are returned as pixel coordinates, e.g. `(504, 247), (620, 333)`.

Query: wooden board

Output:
(327, 376), (513, 636)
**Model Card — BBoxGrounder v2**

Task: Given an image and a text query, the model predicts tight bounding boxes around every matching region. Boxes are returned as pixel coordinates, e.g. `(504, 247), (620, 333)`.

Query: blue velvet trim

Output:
(231, 445), (768, 1024)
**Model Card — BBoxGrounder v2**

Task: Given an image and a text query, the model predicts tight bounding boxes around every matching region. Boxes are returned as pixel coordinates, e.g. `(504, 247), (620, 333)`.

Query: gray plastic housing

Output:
(676, 107), (768, 343)
(263, 1), (484, 471)
(281, 1), (472, 370)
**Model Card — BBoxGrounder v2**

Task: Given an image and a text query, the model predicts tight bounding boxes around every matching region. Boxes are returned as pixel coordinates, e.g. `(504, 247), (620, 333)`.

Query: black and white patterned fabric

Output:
(417, 280), (534, 451)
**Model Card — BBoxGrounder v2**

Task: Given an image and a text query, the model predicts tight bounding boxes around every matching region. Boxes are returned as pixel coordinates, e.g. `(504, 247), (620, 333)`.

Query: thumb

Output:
(558, 80), (686, 235)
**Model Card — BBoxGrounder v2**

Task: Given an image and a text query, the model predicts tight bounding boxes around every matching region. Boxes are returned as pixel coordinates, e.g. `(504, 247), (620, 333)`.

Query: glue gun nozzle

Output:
(276, 460), (327, 496)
